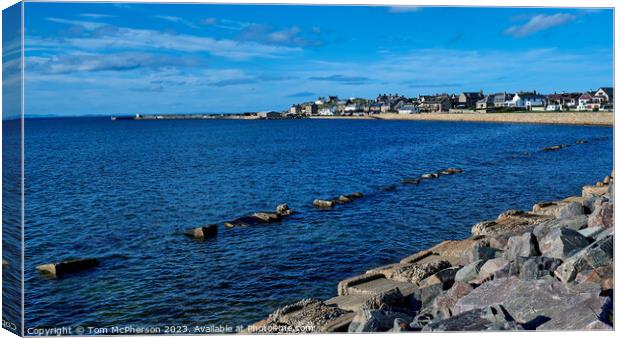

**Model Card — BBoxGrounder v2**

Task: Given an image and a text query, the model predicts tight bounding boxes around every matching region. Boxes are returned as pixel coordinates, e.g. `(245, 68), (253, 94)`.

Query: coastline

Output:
(248, 174), (614, 332)
(312, 112), (613, 126)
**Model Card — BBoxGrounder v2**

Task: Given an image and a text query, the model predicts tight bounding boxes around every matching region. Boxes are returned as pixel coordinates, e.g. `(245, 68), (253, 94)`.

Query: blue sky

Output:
(22, 3), (613, 116)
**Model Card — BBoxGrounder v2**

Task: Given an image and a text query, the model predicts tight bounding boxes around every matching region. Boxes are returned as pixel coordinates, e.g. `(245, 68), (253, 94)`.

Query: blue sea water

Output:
(22, 117), (613, 331)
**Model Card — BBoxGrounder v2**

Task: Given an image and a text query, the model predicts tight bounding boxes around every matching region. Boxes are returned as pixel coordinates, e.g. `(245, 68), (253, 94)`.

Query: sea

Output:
(9, 117), (614, 331)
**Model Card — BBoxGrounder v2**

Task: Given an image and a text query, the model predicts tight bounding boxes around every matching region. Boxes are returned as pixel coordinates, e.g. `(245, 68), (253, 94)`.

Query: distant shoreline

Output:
(311, 112), (614, 126)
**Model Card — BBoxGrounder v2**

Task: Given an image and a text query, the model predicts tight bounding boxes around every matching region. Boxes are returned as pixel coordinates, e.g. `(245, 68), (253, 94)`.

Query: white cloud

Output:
(30, 20), (301, 60)
(154, 15), (198, 29)
(387, 6), (421, 14)
(504, 13), (577, 38)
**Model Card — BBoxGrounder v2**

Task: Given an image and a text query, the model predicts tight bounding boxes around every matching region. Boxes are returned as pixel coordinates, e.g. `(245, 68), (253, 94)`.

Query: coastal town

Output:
(283, 87), (614, 118)
(120, 87), (614, 121)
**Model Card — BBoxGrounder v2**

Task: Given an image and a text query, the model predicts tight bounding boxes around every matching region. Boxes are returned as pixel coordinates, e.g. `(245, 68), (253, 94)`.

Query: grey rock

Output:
(276, 203), (293, 216)
(423, 305), (521, 331)
(587, 199), (613, 228)
(36, 258), (100, 277)
(537, 227), (589, 259)
(504, 232), (539, 260)
(431, 281), (474, 318)
(518, 256), (562, 280)
(467, 244), (502, 264)
(185, 224), (218, 239)
(554, 235), (613, 283)
(578, 226), (605, 239)
(454, 260), (486, 283)
(348, 310), (412, 333)
(313, 199), (334, 208)
(556, 202), (584, 218)
(390, 318), (412, 332)
(454, 277), (607, 330)
(360, 288), (405, 310)
(476, 257), (510, 282)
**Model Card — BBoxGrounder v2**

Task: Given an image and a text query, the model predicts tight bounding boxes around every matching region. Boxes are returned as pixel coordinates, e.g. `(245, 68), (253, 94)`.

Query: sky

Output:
(19, 2), (614, 116)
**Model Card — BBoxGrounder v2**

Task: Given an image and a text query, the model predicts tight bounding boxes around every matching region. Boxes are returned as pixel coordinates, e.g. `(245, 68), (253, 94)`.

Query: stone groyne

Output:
(247, 174), (614, 332)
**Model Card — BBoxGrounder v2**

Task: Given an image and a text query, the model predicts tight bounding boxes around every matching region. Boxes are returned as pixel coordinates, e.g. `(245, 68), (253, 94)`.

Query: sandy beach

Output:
(311, 112), (613, 126)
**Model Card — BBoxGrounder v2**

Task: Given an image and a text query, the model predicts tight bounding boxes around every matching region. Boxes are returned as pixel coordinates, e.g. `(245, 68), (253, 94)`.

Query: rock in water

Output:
(401, 178), (420, 185)
(36, 258), (100, 277)
(185, 224), (218, 239)
(313, 199), (334, 208)
(276, 203), (293, 216)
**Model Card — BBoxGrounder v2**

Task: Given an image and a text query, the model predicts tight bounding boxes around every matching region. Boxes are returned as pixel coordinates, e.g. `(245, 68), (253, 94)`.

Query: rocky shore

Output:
(248, 174), (614, 332)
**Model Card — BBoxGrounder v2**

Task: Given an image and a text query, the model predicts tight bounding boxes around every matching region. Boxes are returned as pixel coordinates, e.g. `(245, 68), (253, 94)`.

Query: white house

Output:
(397, 104), (420, 114)
(509, 92), (546, 110)
(318, 106), (337, 116)
(344, 103), (361, 112)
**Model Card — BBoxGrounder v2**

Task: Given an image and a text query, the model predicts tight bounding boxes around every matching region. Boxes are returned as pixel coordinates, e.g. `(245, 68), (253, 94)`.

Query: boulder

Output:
(348, 192), (364, 199)
(587, 199), (613, 228)
(313, 199), (335, 208)
(517, 256), (562, 280)
(504, 232), (539, 260)
(421, 173), (439, 179)
(419, 266), (461, 289)
(401, 178), (420, 185)
(348, 309), (412, 332)
(466, 244), (502, 264)
(337, 273), (416, 299)
(441, 167), (463, 175)
(454, 276), (609, 330)
(556, 202), (584, 218)
(390, 318), (412, 332)
(423, 305), (521, 331)
(185, 224), (218, 239)
(337, 195), (352, 204)
(554, 235), (613, 283)
(276, 203), (293, 216)
(454, 260), (486, 283)
(575, 265), (614, 291)
(578, 226), (605, 239)
(430, 238), (488, 265)
(36, 258), (100, 277)
(537, 227), (589, 259)
(475, 257), (509, 282)
(582, 185), (608, 199)
(431, 282), (474, 318)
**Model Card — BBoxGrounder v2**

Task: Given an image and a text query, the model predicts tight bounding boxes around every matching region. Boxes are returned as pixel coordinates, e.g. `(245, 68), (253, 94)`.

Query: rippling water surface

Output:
(23, 117), (612, 330)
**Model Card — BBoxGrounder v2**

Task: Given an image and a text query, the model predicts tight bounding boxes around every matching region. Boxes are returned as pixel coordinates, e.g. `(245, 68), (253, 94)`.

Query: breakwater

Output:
(248, 174), (614, 332)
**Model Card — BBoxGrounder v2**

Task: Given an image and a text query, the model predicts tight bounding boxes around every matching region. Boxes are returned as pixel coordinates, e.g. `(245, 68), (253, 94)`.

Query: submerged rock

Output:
(401, 178), (421, 185)
(542, 144), (570, 151)
(36, 258), (100, 277)
(185, 224), (218, 239)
